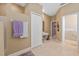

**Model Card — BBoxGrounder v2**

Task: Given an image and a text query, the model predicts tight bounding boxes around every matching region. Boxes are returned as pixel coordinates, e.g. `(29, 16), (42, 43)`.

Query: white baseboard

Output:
(8, 47), (31, 56)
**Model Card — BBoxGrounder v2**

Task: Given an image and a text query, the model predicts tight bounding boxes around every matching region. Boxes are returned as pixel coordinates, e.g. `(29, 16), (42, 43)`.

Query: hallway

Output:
(31, 39), (79, 56)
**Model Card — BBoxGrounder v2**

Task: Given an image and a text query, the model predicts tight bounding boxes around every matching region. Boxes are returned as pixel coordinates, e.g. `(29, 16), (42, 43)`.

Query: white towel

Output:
(20, 22), (28, 38)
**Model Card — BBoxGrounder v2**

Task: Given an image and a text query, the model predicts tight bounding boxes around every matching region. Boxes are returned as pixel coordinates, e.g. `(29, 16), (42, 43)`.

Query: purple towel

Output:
(12, 21), (23, 38)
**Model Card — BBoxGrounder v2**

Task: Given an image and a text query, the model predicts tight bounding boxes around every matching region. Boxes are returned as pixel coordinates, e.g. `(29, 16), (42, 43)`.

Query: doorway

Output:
(62, 14), (78, 47)
(51, 20), (56, 39)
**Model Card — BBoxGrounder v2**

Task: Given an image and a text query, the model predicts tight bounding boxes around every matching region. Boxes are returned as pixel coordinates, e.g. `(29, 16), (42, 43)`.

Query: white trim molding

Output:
(8, 47), (31, 56)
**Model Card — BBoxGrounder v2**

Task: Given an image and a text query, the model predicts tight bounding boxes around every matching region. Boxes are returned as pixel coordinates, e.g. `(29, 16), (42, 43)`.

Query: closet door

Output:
(0, 21), (4, 55)
(31, 12), (42, 48)
(52, 22), (56, 38)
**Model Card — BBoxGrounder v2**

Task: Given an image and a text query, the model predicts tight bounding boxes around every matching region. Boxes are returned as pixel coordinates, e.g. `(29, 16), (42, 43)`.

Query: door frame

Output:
(51, 20), (53, 38)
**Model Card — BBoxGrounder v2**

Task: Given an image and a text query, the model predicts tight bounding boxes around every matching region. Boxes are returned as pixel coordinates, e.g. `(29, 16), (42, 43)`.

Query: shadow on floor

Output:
(19, 51), (35, 56)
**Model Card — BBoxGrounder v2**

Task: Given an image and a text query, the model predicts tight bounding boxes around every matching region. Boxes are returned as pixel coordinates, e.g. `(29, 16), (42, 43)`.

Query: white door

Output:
(31, 12), (42, 48)
(62, 16), (65, 43)
(77, 13), (79, 48)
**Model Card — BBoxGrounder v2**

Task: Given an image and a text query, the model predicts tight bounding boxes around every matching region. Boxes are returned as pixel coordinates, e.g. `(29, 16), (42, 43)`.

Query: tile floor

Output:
(31, 39), (79, 56)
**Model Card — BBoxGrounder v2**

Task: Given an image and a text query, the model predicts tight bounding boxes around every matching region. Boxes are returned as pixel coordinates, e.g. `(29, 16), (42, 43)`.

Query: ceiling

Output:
(40, 3), (67, 16)
(16, 3), (67, 16)
(16, 3), (27, 7)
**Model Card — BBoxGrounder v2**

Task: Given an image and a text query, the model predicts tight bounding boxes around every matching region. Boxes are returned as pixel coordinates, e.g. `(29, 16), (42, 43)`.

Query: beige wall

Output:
(0, 4), (29, 55)
(0, 4), (24, 15)
(43, 14), (56, 36)
(0, 3), (42, 55)
(56, 3), (79, 40)
(0, 20), (5, 55)
(43, 14), (51, 35)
